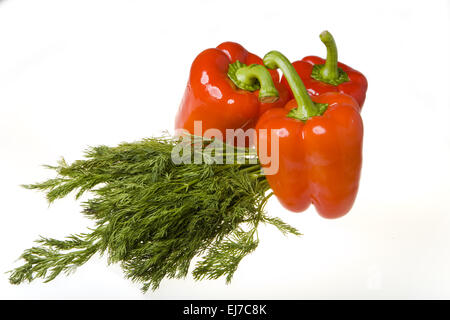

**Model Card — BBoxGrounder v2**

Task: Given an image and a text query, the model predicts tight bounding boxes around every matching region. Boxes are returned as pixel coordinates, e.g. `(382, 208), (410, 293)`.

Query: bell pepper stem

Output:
(228, 62), (279, 103)
(263, 51), (319, 120)
(320, 30), (339, 81)
(310, 31), (348, 86)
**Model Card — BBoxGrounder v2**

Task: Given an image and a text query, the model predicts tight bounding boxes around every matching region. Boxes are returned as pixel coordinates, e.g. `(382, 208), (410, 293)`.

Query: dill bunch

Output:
(8, 136), (300, 292)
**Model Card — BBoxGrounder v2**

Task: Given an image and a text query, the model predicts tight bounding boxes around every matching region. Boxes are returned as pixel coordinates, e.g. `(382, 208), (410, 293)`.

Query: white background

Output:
(1, 0), (449, 299)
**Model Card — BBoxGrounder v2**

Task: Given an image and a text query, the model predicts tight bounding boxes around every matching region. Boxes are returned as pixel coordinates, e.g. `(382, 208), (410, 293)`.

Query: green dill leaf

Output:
(8, 135), (301, 291)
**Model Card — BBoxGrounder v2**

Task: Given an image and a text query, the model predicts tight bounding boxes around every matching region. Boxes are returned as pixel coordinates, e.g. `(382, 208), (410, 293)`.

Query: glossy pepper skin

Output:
(281, 31), (368, 109)
(175, 42), (290, 146)
(256, 51), (363, 219)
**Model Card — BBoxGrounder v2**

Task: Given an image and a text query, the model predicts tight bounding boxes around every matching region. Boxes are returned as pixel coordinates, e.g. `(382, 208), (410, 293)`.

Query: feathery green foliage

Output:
(8, 136), (300, 292)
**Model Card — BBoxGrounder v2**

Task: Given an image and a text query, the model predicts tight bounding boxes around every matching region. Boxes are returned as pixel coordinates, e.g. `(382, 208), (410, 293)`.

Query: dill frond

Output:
(9, 136), (300, 291)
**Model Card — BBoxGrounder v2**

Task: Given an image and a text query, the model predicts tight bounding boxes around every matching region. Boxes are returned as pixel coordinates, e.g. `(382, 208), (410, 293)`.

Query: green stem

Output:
(263, 51), (323, 121)
(228, 61), (279, 103)
(310, 31), (349, 86)
(239, 164), (262, 174)
(320, 30), (339, 81)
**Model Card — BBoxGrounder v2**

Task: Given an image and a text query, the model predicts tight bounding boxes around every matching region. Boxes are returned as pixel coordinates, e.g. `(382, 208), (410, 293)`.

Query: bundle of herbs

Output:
(8, 135), (300, 292)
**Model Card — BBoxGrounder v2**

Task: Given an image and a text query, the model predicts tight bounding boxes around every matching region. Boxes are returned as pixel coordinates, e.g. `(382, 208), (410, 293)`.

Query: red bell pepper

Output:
(175, 42), (290, 146)
(281, 31), (368, 108)
(256, 51), (363, 219)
